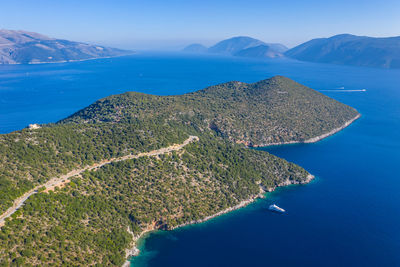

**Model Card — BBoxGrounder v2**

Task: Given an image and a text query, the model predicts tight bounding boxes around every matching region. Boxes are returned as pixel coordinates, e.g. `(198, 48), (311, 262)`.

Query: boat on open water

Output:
(269, 204), (285, 213)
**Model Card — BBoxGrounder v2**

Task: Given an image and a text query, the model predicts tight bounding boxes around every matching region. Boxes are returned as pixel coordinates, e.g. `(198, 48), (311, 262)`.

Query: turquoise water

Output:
(1, 53), (399, 266)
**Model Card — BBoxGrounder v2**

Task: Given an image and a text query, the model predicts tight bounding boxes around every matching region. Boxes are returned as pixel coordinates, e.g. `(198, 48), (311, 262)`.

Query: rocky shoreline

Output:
(255, 114), (361, 147)
(122, 174), (315, 266)
(122, 196), (262, 267)
(122, 227), (154, 267)
(171, 194), (263, 230)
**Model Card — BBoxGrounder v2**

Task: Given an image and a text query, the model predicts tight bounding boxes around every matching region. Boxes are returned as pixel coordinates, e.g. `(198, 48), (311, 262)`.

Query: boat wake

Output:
(319, 89), (366, 92)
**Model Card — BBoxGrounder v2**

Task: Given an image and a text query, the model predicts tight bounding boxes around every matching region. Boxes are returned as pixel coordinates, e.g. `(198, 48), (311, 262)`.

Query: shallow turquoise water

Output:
(1, 53), (399, 266)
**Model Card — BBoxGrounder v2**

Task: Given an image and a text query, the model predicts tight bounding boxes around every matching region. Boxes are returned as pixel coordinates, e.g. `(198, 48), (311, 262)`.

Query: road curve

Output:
(0, 136), (199, 227)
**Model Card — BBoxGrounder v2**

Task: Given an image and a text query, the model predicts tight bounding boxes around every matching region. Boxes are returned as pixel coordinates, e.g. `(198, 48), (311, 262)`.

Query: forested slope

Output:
(0, 76), (358, 266)
(63, 76), (359, 145)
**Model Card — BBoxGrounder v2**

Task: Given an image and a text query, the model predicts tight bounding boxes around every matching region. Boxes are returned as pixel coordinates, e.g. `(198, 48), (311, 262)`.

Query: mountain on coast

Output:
(183, 36), (288, 58)
(285, 34), (400, 69)
(0, 29), (132, 64)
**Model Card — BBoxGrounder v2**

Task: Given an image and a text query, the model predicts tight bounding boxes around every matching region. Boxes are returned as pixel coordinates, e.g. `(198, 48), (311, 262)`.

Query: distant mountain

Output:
(285, 34), (400, 69)
(208, 36), (265, 55)
(182, 43), (208, 53)
(0, 29), (132, 64)
(234, 44), (285, 58)
(182, 36), (288, 59)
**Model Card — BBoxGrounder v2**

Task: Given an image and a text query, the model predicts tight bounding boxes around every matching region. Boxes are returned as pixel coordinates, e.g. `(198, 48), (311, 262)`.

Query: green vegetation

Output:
(0, 122), (187, 214)
(0, 76), (359, 266)
(62, 76), (359, 145)
(0, 135), (308, 266)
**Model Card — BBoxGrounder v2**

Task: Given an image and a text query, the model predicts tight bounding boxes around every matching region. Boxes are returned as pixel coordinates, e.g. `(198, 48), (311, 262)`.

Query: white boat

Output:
(269, 204), (285, 213)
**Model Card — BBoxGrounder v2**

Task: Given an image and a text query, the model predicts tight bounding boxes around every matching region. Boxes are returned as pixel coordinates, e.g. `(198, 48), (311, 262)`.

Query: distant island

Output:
(183, 36), (288, 58)
(0, 76), (359, 266)
(184, 34), (400, 69)
(0, 29), (132, 64)
(285, 34), (400, 69)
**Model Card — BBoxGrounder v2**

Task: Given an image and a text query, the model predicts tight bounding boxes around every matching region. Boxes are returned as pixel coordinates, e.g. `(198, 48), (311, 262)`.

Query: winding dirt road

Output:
(0, 136), (199, 227)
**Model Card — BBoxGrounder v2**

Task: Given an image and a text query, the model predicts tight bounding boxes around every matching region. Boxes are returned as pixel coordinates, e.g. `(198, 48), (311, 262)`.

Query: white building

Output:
(28, 124), (41, 129)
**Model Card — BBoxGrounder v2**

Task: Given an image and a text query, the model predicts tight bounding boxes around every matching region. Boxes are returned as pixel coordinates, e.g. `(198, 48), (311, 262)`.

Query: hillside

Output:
(0, 133), (309, 266)
(183, 36), (288, 58)
(0, 76), (359, 266)
(286, 34), (400, 68)
(0, 29), (132, 64)
(63, 76), (359, 146)
(234, 44), (285, 58)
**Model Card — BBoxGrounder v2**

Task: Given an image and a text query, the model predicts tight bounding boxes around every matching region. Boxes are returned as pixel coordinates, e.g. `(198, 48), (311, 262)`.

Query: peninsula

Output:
(285, 34), (400, 69)
(0, 29), (132, 64)
(0, 76), (359, 266)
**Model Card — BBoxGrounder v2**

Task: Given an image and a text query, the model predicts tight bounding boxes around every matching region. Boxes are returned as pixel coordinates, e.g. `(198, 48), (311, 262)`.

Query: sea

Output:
(0, 52), (399, 266)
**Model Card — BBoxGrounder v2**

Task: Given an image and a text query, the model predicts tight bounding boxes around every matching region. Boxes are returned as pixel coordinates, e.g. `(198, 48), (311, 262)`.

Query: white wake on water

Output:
(319, 89), (366, 92)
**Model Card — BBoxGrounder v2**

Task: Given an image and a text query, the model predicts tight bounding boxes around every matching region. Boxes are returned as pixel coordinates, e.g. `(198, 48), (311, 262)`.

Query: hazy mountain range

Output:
(183, 36), (288, 58)
(0, 29), (132, 64)
(1, 29), (399, 69)
(184, 34), (400, 69)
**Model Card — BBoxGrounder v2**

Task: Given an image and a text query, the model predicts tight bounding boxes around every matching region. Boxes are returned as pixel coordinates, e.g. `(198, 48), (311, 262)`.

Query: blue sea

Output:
(1, 53), (399, 266)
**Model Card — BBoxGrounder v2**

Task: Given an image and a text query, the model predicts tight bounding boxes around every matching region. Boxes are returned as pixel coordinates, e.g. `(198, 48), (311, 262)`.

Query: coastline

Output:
(122, 227), (155, 267)
(121, 114), (360, 265)
(1, 53), (134, 65)
(254, 113), (361, 147)
(123, 174), (314, 266)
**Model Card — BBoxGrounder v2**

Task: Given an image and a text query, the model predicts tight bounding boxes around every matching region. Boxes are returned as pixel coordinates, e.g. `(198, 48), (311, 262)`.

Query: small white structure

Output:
(28, 124), (41, 129)
(269, 204), (285, 213)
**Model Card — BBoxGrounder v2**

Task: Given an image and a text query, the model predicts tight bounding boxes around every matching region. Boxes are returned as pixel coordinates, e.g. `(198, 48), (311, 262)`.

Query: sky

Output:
(1, 0), (400, 50)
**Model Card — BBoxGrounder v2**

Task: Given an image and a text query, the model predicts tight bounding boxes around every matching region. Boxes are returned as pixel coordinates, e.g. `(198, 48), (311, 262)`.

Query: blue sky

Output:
(1, 0), (400, 49)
